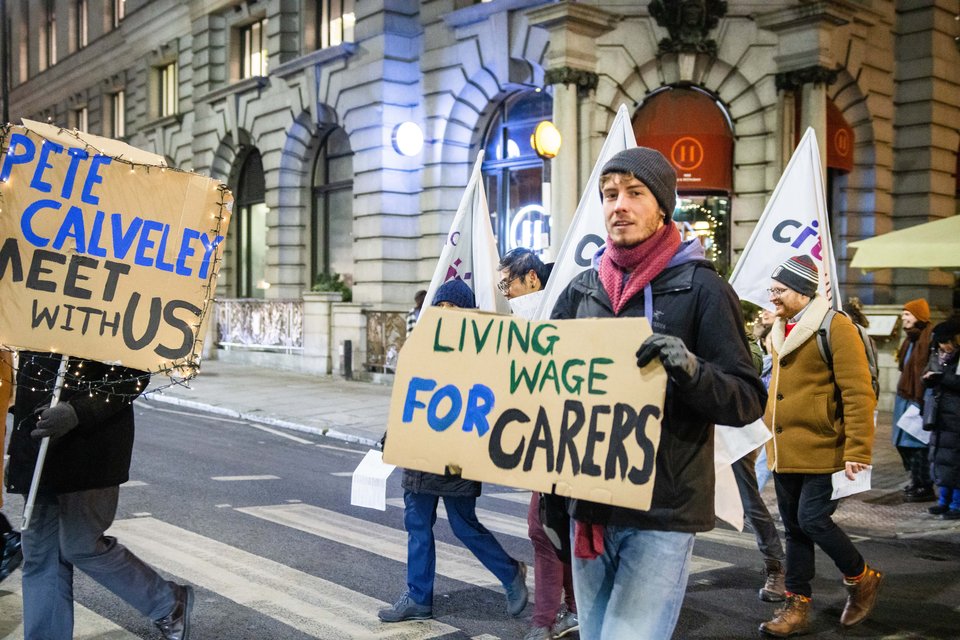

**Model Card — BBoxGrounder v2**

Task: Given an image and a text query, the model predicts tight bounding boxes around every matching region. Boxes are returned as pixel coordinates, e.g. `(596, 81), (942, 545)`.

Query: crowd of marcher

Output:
(3, 145), (958, 640)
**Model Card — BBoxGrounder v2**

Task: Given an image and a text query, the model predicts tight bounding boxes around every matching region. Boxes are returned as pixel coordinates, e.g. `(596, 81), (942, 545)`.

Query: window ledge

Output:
(199, 76), (270, 105)
(443, 0), (552, 28)
(272, 43), (358, 79)
(141, 113), (183, 131)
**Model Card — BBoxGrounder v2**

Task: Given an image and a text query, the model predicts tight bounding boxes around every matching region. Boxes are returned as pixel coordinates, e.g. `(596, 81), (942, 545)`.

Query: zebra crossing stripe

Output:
(384, 498), (732, 575)
(108, 517), (457, 639)
(237, 503), (531, 593)
(0, 571), (139, 639)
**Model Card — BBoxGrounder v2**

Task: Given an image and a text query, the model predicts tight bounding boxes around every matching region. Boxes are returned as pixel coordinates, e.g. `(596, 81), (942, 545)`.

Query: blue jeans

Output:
(755, 446), (773, 490)
(733, 455), (784, 564)
(404, 490), (518, 606)
(571, 525), (694, 640)
(773, 472), (865, 598)
(21, 487), (177, 640)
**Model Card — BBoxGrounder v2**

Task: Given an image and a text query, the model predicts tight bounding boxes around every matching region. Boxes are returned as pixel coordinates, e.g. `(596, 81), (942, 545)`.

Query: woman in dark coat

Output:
(924, 318), (960, 518)
(378, 279), (528, 624)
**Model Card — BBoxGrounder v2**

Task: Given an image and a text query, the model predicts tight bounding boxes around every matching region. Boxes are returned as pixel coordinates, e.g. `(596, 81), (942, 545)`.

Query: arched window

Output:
(633, 86), (734, 273)
(234, 148), (268, 298)
(312, 127), (354, 286)
(481, 91), (553, 256)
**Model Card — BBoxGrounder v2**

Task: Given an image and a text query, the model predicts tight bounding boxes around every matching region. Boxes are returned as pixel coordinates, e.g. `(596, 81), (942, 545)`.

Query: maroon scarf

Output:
(599, 223), (681, 315)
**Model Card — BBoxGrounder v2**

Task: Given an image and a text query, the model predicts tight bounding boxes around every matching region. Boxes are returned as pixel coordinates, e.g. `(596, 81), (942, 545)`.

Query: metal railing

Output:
(364, 310), (407, 373)
(216, 298), (303, 353)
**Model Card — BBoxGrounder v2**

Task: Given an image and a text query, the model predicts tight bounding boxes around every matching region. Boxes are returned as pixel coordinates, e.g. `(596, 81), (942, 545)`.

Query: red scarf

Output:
(599, 224), (681, 315)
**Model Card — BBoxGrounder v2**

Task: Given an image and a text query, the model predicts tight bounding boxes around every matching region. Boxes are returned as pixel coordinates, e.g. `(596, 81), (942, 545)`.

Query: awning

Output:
(849, 216), (960, 270)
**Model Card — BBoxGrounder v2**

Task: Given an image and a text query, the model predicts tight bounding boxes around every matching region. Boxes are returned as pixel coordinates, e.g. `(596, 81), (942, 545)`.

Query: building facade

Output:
(3, 0), (959, 386)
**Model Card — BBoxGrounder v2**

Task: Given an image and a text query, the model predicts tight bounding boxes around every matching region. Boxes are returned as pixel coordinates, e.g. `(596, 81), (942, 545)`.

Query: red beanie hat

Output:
(903, 298), (930, 324)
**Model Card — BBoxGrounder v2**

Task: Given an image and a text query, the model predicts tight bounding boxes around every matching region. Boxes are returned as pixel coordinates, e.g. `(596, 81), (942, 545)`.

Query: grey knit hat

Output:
(771, 255), (819, 298)
(600, 147), (678, 220)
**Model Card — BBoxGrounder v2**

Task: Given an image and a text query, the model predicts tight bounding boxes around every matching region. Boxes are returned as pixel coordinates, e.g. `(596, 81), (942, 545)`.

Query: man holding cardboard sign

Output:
(550, 148), (766, 639)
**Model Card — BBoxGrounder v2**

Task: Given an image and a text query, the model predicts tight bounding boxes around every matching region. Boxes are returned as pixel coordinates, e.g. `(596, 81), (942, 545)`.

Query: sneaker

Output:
(929, 503), (949, 515)
(840, 566), (883, 628)
(551, 609), (579, 637)
(154, 584), (194, 640)
(759, 559), (786, 602)
(504, 561), (529, 616)
(522, 626), (552, 640)
(0, 532), (23, 583)
(378, 593), (433, 623)
(942, 509), (960, 520)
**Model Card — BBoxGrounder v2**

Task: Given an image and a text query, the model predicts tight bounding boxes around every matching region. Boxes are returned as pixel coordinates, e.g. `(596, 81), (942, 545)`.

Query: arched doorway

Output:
(826, 99), (855, 239)
(233, 148), (268, 298)
(481, 91), (553, 256)
(311, 127), (354, 288)
(633, 86), (735, 273)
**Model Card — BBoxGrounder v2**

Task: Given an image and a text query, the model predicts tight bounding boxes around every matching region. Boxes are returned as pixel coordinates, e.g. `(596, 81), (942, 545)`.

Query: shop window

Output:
(481, 91), (553, 256)
(317, 0), (355, 49)
(312, 127), (354, 286)
(234, 149), (269, 298)
(634, 86), (734, 274)
(241, 19), (268, 79)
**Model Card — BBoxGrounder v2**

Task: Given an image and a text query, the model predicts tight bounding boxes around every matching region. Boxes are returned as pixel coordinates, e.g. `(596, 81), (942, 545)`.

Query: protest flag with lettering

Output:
(0, 121), (231, 375)
(728, 127), (840, 310)
(422, 151), (509, 316)
(533, 104), (636, 320)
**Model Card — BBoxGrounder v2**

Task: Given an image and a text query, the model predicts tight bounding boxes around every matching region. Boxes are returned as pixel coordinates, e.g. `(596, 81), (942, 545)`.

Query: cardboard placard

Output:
(0, 122), (231, 375)
(383, 307), (667, 511)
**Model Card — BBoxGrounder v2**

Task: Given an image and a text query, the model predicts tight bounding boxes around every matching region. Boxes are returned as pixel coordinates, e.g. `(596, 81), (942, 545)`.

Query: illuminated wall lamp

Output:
(531, 120), (561, 159)
(393, 121), (424, 157)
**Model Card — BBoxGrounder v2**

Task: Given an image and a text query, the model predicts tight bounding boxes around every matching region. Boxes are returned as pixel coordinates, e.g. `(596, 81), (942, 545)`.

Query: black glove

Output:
(31, 403), (79, 441)
(636, 334), (700, 387)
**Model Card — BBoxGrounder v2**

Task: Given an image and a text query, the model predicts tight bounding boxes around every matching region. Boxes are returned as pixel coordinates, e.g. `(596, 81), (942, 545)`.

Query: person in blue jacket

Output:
(379, 279), (529, 623)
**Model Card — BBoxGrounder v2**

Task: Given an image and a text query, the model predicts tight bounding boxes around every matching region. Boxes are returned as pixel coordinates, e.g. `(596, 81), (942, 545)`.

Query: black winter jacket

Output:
(6, 352), (150, 495)
(402, 468), (481, 497)
(927, 354), (960, 487)
(551, 254), (766, 532)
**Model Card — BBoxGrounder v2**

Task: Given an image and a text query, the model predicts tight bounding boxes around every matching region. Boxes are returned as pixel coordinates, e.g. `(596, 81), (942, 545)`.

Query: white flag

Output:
(533, 104), (637, 320)
(729, 127), (840, 310)
(423, 151), (509, 316)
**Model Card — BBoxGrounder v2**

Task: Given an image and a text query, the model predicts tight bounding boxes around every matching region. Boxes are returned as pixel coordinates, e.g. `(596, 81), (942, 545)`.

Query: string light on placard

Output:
(0, 124), (231, 396)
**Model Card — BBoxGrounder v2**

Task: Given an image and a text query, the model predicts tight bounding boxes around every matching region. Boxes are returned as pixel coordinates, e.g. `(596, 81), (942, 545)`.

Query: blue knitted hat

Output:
(433, 279), (476, 309)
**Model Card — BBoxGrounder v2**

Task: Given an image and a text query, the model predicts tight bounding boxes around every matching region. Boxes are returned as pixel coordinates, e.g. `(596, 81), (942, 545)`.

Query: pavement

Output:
(145, 359), (960, 541)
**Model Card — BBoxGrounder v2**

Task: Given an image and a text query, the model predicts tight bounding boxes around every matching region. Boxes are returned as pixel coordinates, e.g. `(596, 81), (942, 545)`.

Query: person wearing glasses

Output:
(497, 248), (551, 300)
(550, 147), (766, 639)
(497, 249), (577, 640)
(759, 255), (881, 637)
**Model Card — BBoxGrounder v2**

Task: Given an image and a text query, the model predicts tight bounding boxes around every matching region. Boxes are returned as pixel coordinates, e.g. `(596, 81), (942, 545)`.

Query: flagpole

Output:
(21, 354), (68, 530)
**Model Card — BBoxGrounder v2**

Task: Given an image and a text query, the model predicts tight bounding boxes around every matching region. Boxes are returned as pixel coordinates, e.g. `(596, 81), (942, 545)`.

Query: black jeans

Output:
(773, 472), (865, 598)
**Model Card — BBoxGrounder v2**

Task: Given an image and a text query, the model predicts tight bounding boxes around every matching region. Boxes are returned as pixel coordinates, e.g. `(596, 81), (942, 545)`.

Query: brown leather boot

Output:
(759, 593), (812, 637)
(840, 566), (883, 627)
(759, 559), (786, 602)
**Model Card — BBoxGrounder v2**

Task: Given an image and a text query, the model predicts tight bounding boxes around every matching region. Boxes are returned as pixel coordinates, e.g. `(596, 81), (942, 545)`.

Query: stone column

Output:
(526, 2), (617, 254)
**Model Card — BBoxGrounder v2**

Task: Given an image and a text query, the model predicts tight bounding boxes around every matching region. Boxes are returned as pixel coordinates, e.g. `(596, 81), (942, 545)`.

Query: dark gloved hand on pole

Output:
(31, 402), (79, 441)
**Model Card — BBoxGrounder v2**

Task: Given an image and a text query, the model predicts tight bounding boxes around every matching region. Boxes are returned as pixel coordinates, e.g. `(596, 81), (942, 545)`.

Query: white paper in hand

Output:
(831, 466), (872, 500)
(350, 449), (396, 510)
(896, 403), (930, 444)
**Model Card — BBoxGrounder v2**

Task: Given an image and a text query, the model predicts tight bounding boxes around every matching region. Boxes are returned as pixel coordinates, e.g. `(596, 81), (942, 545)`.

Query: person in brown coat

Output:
(892, 298), (935, 501)
(759, 256), (881, 638)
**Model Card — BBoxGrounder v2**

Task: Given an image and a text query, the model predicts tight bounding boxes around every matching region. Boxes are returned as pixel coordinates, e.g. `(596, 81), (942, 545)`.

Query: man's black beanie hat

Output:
(599, 147), (678, 221)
